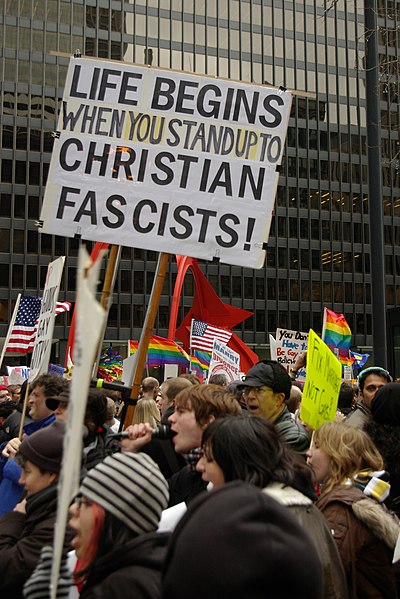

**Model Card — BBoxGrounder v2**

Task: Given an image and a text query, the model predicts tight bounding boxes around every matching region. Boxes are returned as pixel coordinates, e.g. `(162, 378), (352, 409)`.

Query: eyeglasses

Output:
(242, 386), (271, 397)
(73, 494), (93, 509)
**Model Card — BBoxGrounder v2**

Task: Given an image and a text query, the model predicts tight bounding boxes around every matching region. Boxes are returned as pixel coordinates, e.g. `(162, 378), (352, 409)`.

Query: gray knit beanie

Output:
(79, 452), (169, 535)
(19, 421), (65, 473)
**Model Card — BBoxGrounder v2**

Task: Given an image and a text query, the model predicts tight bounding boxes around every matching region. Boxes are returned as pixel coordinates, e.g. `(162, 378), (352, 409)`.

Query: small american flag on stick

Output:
(4, 295), (71, 353)
(190, 319), (232, 353)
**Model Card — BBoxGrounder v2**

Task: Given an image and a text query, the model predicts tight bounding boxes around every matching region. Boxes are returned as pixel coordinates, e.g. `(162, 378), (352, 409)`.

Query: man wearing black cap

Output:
(241, 360), (309, 452)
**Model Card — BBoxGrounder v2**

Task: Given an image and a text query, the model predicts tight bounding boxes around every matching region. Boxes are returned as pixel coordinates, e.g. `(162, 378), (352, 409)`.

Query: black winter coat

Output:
(0, 484), (73, 599)
(142, 406), (186, 480)
(80, 532), (169, 599)
(168, 465), (207, 507)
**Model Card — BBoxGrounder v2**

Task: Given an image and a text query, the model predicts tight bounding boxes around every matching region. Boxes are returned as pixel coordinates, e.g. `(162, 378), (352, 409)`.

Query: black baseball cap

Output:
(241, 361), (292, 401)
(45, 390), (70, 411)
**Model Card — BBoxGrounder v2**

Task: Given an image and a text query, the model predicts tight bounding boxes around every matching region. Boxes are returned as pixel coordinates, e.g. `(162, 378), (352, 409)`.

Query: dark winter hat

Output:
(18, 421), (65, 473)
(85, 388), (107, 428)
(79, 452), (169, 536)
(371, 382), (400, 426)
(242, 360), (292, 400)
(46, 390), (70, 411)
(226, 379), (245, 393)
(162, 482), (323, 599)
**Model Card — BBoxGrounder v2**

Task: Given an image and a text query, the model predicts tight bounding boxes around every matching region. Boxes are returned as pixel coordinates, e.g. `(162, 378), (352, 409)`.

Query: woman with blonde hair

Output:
(131, 397), (161, 429)
(307, 422), (399, 598)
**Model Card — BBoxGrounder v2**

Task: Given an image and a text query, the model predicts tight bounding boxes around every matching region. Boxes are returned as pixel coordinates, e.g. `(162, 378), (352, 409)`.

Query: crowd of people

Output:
(0, 359), (399, 598)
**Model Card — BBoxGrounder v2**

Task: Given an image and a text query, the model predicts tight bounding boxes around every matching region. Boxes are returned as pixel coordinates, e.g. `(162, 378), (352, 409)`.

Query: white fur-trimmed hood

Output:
(352, 497), (400, 550)
(262, 482), (312, 507)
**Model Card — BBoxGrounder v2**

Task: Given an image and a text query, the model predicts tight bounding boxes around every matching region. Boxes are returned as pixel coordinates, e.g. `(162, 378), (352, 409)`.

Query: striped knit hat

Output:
(79, 452), (169, 536)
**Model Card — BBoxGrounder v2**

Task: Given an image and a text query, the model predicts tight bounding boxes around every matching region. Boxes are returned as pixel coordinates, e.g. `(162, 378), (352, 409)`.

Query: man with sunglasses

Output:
(241, 360), (309, 453)
(346, 366), (392, 430)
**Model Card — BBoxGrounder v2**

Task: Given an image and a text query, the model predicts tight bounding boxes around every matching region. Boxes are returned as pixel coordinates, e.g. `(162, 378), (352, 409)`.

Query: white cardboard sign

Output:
(29, 256), (65, 382)
(40, 58), (292, 269)
(275, 328), (308, 382)
(208, 339), (241, 383)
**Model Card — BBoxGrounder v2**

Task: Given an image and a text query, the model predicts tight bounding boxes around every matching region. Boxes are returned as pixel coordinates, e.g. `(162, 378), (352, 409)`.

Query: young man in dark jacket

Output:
(122, 384), (241, 506)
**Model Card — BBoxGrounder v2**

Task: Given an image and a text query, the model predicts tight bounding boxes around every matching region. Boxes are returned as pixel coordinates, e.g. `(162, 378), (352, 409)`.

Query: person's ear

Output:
(49, 472), (59, 485)
(202, 414), (215, 429)
(276, 392), (286, 406)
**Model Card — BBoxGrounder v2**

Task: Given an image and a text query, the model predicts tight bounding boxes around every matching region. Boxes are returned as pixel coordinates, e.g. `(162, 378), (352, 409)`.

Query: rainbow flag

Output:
(189, 351), (210, 377)
(193, 349), (211, 368)
(322, 308), (352, 349)
(326, 345), (355, 366)
(129, 335), (190, 368)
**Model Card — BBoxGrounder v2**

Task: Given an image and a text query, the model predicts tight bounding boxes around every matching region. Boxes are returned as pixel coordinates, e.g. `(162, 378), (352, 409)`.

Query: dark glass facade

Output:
(1, 0), (399, 362)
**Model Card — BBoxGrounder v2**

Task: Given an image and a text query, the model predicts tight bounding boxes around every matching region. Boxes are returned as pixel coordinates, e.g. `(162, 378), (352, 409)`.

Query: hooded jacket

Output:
(345, 400), (371, 430)
(263, 482), (348, 599)
(162, 482), (323, 599)
(79, 532), (169, 599)
(317, 484), (399, 598)
(0, 483), (73, 599)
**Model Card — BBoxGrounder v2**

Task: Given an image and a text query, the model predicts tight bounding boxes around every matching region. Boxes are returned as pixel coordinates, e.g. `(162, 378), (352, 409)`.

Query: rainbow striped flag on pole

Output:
(322, 308), (352, 349)
(129, 335), (190, 368)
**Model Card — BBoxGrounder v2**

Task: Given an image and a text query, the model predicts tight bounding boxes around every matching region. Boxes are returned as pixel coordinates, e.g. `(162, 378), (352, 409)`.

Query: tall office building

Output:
(1, 1), (399, 366)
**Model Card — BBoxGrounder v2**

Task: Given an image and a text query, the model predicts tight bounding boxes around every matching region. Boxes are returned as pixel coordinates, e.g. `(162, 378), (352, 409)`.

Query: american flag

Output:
(190, 319), (232, 352)
(5, 296), (71, 353)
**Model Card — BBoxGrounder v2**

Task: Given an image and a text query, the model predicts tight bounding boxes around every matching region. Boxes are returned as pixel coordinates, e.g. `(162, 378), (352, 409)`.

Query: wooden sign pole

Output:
(92, 244), (122, 376)
(124, 252), (169, 426)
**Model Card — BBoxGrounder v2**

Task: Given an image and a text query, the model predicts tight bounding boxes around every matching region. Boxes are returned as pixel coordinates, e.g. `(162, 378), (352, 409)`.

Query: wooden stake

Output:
(124, 252), (169, 426)
(92, 245), (121, 377)
(18, 383), (30, 440)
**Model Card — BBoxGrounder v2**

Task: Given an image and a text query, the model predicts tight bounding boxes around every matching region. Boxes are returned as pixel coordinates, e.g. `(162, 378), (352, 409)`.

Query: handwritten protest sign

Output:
(29, 256), (65, 382)
(40, 58), (292, 268)
(299, 329), (341, 430)
(208, 339), (241, 382)
(275, 328), (308, 382)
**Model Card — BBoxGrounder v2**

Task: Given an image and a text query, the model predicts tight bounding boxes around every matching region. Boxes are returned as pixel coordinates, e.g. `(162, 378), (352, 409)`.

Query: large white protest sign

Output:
(29, 256), (65, 382)
(275, 328), (308, 382)
(40, 58), (292, 268)
(208, 338), (241, 382)
(50, 247), (106, 599)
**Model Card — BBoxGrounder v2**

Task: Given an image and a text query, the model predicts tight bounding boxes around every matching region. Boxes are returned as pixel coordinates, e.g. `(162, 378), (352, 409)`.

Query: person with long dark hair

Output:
(196, 414), (348, 599)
